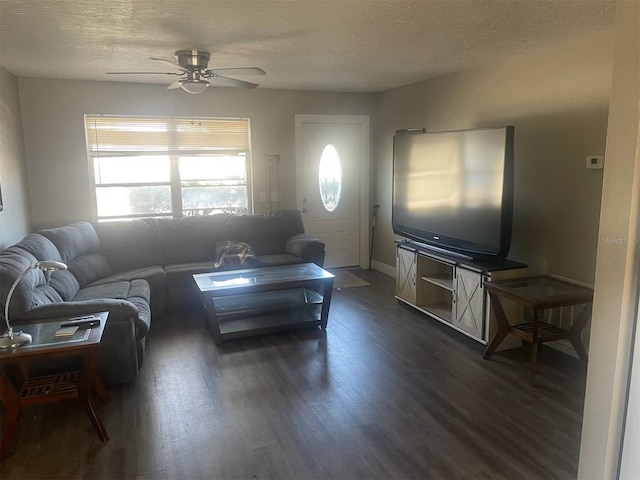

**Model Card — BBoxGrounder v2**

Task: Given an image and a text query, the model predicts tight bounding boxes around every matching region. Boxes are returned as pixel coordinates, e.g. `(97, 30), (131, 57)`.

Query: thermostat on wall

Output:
(586, 155), (604, 169)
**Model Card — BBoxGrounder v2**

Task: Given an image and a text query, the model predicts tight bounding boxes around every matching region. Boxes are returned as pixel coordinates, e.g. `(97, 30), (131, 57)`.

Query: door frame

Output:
(295, 114), (370, 268)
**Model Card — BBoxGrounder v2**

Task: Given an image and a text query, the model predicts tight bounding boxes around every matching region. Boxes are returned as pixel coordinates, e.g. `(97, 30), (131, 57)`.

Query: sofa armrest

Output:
(285, 234), (326, 266)
(19, 299), (149, 337)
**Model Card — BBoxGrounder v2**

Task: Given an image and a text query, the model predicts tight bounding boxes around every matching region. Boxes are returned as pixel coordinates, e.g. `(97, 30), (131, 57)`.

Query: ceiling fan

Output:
(107, 50), (266, 94)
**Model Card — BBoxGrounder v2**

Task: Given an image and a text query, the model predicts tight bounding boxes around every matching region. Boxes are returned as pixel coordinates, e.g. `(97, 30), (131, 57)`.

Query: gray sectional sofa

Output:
(0, 210), (325, 385)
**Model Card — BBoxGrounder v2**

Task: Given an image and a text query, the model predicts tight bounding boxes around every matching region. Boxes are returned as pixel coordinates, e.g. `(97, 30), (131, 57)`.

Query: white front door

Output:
(295, 115), (369, 268)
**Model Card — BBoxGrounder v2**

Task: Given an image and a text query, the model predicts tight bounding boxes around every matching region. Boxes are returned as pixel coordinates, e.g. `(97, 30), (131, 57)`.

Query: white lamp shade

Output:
(37, 260), (68, 272)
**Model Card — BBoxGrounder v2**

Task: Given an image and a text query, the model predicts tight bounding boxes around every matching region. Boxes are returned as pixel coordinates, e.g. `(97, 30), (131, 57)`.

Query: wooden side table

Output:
(482, 276), (593, 379)
(0, 312), (110, 460)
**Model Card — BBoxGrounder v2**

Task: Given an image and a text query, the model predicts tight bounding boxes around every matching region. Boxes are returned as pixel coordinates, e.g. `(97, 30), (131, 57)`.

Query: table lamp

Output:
(0, 260), (68, 349)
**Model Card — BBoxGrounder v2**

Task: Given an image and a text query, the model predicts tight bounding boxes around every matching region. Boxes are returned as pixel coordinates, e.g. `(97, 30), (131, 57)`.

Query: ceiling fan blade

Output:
(205, 67), (266, 76)
(107, 71), (182, 76)
(150, 57), (183, 69)
(167, 79), (183, 90)
(210, 76), (259, 89)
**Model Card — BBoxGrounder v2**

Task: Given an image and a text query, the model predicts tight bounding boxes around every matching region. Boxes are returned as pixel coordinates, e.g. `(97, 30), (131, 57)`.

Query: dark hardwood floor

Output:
(1, 269), (586, 479)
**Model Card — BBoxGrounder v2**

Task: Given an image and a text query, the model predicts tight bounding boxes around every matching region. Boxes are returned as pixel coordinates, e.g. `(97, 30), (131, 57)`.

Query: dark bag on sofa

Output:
(214, 241), (258, 270)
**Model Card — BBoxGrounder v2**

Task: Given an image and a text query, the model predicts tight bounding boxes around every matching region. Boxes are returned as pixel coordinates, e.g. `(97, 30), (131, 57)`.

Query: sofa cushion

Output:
(159, 216), (230, 264)
(236, 210), (306, 256)
(72, 280), (151, 337)
(74, 280), (148, 303)
(0, 248), (64, 320)
(93, 219), (165, 273)
(38, 222), (112, 286)
(87, 265), (167, 317)
(13, 233), (80, 301)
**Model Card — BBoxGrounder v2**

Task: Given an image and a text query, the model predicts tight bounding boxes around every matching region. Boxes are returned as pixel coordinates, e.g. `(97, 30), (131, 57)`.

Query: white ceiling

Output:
(0, 0), (616, 93)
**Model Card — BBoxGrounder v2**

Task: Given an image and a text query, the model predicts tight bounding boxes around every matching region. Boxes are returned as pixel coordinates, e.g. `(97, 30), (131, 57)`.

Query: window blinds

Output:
(85, 115), (250, 155)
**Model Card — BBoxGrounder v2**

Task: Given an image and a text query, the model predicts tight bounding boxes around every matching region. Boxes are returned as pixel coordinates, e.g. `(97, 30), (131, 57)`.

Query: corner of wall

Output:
(0, 66), (32, 249)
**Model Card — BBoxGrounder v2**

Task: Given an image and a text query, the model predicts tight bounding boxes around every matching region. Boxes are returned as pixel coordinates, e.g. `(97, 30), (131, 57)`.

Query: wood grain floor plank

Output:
(0, 269), (586, 479)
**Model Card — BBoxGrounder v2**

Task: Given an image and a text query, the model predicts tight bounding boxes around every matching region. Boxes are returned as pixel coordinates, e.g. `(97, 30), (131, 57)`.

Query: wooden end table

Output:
(482, 276), (593, 379)
(0, 312), (110, 460)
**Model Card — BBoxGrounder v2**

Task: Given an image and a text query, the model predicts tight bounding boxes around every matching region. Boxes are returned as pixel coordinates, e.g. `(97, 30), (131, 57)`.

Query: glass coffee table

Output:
(193, 263), (335, 345)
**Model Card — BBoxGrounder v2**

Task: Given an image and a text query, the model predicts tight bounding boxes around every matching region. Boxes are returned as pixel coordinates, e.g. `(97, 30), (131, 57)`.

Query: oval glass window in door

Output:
(318, 144), (342, 212)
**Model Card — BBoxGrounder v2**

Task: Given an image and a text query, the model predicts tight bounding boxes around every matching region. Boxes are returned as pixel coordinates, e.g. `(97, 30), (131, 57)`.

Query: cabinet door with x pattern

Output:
(453, 267), (486, 339)
(395, 246), (416, 304)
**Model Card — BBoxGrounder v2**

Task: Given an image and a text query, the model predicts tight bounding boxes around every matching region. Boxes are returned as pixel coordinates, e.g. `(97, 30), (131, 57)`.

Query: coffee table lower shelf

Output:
(208, 288), (324, 344)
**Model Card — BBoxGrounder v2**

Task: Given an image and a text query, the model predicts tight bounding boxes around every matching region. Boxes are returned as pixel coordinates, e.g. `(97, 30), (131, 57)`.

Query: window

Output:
(318, 144), (342, 212)
(85, 115), (251, 220)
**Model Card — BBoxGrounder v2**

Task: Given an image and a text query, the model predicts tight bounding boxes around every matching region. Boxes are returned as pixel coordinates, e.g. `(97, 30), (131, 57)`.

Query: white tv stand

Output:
(395, 240), (527, 345)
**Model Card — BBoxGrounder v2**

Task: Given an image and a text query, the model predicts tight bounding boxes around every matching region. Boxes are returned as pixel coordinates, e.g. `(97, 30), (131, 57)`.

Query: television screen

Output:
(392, 126), (514, 261)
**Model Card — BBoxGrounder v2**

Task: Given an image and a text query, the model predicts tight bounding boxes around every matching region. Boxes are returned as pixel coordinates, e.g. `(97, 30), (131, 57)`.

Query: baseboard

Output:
(371, 260), (395, 278)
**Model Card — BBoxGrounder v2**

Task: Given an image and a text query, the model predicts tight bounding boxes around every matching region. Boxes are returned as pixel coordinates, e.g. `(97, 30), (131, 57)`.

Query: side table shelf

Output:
(20, 370), (83, 401)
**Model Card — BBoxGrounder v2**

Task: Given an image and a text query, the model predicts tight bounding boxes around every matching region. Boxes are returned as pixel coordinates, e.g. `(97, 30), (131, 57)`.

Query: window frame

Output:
(84, 115), (253, 221)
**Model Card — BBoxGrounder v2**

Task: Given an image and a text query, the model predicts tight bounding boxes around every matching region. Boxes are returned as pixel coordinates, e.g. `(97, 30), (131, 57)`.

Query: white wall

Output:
(373, 27), (614, 285)
(620, 290), (640, 478)
(17, 79), (375, 229)
(0, 66), (31, 248)
(579, 1), (640, 477)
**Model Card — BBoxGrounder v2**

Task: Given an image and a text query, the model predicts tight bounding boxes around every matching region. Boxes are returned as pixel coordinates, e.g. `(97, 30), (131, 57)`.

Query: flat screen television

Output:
(392, 126), (515, 262)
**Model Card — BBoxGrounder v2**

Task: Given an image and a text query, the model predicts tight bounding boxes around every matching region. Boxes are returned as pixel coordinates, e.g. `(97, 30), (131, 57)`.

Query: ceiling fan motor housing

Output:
(175, 50), (210, 70)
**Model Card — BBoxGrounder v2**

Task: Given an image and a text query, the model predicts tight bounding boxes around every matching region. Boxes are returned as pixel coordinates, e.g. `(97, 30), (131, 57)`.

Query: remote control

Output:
(60, 319), (100, 328)
(67, 315), (98, 321)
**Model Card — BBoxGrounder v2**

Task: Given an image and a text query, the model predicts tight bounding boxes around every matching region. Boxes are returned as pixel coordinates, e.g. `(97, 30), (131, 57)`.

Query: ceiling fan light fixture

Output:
(180, 80), (209, 94)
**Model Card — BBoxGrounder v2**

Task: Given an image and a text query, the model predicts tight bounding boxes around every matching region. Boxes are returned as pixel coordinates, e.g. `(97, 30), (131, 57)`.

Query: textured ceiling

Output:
(0, 0), (616, 93)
